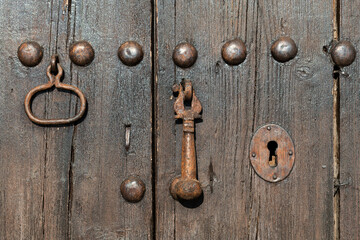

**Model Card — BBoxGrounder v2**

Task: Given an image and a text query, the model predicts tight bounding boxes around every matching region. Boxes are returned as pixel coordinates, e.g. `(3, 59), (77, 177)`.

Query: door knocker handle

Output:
(170, 79), (203, 201)
(24, 56), (87, 125)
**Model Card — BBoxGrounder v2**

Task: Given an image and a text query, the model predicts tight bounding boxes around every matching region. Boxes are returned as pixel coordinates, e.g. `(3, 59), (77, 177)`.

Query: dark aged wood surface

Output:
(0, 0), (353, 239)
(66, 1), (153, 239)
(155, 0), (334, 239)
(339, 1), (360, 239)
(0, 0), (152, 239)
(0, 1), (49, 238)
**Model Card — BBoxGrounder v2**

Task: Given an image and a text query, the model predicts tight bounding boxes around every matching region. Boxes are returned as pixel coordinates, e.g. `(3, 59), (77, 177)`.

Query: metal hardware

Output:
(18, 41), (43, 67)
(24, 55), (87, 125)
(249, 124), (295, 183)
(170, 79), (202, 200)
(172, 43), (198, 68)
(50, 54), (58, 74)
(331, 40), (356, 67)
(221, 39), (247, 65)
(271, 37), (298, 63)
(120, 176), (146, 203)
(69, 41), (95, 66)
(118, 41), (144, 66)
(125, 125), (131, 150)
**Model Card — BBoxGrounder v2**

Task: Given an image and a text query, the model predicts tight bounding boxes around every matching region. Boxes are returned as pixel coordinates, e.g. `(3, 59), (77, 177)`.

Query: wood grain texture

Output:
(67, 0), (153, 239)
(0, 0), (57, 239)
(339, 1), (360, 239)
(0, 0), (152, 239)
(155, 0), (334, 239)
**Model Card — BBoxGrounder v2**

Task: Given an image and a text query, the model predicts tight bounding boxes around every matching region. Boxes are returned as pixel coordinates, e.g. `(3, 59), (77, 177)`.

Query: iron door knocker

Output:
(24, 55), (87, 125)
(170, 79), (203, 201)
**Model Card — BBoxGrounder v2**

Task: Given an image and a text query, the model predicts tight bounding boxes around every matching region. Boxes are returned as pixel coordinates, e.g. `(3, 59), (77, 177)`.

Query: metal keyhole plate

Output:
(250, 124), (295, 183)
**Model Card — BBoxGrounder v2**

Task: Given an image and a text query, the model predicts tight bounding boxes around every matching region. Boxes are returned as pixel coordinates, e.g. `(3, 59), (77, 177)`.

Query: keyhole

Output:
(267, 141), (278, 167)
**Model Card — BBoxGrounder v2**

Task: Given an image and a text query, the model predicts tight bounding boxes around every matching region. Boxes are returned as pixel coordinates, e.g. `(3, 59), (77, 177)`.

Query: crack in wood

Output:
(332, 0), (341, 239)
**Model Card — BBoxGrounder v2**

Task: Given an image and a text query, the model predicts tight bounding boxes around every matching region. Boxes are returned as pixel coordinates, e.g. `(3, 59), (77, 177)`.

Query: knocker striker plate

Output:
(24, 62), (87, 125)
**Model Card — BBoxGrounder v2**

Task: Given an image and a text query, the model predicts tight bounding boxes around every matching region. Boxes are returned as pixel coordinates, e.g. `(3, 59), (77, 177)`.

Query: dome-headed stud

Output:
(331, 40), (356, 67)
(120, 176), (146, 203)
(18, 41), (43, 67)
(173, 43), (198, 68)
(271, 37), (298, 63)
(118, 41), (144, 66)
(69, 41), (95, 66)
(221, 39), (247, 65)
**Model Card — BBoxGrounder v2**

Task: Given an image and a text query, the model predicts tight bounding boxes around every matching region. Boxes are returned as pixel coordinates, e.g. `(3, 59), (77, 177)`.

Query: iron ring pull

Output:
(24, 63), (87, 125)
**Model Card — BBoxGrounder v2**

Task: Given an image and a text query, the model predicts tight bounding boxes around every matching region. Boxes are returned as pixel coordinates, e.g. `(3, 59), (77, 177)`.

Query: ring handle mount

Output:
(24, 61), (87, 126)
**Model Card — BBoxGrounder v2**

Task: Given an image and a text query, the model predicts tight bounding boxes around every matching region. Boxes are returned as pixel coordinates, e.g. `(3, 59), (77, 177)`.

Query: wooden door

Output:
(0, 0), (152, 239)
(155, 0), (334, 239)
(0, 0), (359, 239)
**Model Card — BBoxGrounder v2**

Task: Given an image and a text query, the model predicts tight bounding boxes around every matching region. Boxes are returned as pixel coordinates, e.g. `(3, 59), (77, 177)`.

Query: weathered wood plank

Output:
(0, 0), (69, 239)
(67, 1), (153, 239)
(155, 0), (334, 239)
(339, 1), (360, 239)
(0, 0), (153, 239)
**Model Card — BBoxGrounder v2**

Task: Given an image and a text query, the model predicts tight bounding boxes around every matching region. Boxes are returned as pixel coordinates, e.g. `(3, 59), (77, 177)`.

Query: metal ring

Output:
(50, 54), (58, 74)
(24, 63), (87, 125)
(183, 80), (193, 101)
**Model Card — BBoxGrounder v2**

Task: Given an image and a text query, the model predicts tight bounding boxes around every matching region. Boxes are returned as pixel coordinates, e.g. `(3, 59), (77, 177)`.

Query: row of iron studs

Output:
(18, 37), (356, 69)
(17, 41), (144, 68)
(173, 37), (356, 68)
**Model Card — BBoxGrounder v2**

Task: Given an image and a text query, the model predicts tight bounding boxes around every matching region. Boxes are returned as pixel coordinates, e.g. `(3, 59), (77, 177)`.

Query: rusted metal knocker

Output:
(24, 55), (87, 125)
(170, 79), (203, 201)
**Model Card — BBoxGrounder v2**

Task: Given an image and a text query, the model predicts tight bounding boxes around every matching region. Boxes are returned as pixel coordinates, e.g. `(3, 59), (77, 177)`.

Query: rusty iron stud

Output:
(331, 41), (356, 67)
(69, 41), (95, 66)
(120, 176), (146, 203)
(249, 124), (295, 183)
(172, 43), (198, 68)
(271, 37), (298, 63)
(221, 39), (247, 65)
(170, 80), (203, 201)
(18, 41), (43, 67)
(118, 41), (144, 66)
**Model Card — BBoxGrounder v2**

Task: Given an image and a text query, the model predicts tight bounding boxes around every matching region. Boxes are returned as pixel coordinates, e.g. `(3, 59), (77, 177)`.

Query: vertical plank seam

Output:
(42, 138), (48, 239)
(251, 0), (259, 134)
(151, 0), (158, 239)
(173, 3), (177, 240)
(42, 0), (56, 237)
(64, 1), (75, 239)
(67, 126), (76, 240)
(248, 1), (259, 239)
(332, 0), (340, 239)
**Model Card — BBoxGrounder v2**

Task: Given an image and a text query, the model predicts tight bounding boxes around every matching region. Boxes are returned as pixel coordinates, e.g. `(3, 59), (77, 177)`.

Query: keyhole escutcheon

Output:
(249, 124), (295, 183)
(267, 141), (278, 167)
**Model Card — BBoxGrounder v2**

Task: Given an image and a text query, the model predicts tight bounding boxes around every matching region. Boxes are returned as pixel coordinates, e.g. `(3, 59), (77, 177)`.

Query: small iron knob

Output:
(221, 39), (247, 65)
(331, 41), (356, 67)
(172, 43), (198, 68)
(118, 41), (144, 66)
(69, 41), (95, 66)
(271, 37), (298, 63)
(18, 41), (43, 67)
(120, 176), (146, 203)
